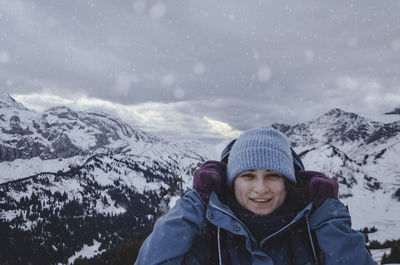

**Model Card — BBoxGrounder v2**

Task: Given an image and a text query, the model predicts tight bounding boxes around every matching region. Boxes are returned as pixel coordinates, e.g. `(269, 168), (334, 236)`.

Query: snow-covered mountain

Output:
(273, 108), (400, 244)
(0, 93), (205, 183)
(386, 107), (400, 115)
(0, 93), (207, 265)
(1, 94), (399, 264)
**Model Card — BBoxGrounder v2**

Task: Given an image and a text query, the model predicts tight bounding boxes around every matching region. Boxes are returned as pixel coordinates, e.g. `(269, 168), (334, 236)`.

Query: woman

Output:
(135, 127), (375, 264)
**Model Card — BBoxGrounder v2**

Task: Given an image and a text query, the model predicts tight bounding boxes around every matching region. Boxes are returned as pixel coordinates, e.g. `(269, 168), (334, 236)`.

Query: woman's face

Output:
(233, 169), (287, 215)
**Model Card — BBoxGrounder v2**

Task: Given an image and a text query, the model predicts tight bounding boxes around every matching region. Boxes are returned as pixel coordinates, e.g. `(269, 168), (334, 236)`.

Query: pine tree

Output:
(386, 246), (400, 263)
(381, 252), (388, 264)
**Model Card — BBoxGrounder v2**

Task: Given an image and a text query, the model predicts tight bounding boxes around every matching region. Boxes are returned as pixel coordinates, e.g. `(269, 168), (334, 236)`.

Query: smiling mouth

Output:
(250, 198), (272, 203)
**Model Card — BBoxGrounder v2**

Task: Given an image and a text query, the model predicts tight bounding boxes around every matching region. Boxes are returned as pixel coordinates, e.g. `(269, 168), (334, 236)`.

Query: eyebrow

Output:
(268, 173), (283, 177)
(241, 170), (282, 177)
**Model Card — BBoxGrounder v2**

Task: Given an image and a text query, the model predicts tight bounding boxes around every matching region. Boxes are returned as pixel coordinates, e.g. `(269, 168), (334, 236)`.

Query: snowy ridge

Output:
(0, 148), (203, 263)
(0, 92), (28, 110)
(274, 108), (400, 243)
(0, 93), (162, 164)
(1, 96), (399, 264)
(0, 152), (190, 228)
(0, 94), (202, 182)
(0, 95), (208, 265)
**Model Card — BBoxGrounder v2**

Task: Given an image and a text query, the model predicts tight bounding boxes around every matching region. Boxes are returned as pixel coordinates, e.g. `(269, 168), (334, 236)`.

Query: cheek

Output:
(233, 180), (248, 198)
(273, 181), (286, 196)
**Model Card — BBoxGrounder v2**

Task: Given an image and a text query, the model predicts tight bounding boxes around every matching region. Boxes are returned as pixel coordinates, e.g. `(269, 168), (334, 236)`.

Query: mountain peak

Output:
(0, 93), (28, 110)
(325, 108), (350, 116)
(385, 107), (400, 115)
(44, 105), (75, 113)
(323, 108), (363, 121)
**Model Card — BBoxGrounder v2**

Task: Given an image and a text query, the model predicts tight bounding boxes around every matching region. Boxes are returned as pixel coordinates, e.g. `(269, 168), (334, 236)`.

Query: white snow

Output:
(301, 143), (400, 242)
(257, 65), (272, 82)
(0, 156), (87, 183)
(371, 248), (391, 264)
(193, 63), (206, 75)
(2, 97), (399, 263)
(0, 50), (10, 64)
(133, 1), (146, 13)
(68, 240), (104, 264)
(162, 72), (176, 86)
(168, 195), (180, 209)
(305, 49), (315, 62)
(149, 3), (167, 20)
(347, 37), (358, 48)
(0, 209), (20, 222)
(391, 39), (400, 51)
(67, 127), (97, 150)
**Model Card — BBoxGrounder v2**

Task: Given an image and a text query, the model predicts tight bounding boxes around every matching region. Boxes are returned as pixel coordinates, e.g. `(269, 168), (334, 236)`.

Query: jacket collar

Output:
(207, 191), (313, 244)
(206, 191), (317, 264)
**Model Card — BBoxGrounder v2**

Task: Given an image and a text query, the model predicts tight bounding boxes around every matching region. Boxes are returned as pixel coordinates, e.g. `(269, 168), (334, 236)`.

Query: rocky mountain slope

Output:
(1, 94), (399, 264)
(273, 108), (400, 244)
(0, 93), (206, 265)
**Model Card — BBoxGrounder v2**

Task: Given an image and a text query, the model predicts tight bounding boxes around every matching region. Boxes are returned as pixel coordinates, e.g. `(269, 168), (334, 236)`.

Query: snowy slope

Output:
(0, 94), (209, 265)
(1, 94), (399, 264)
(0, 93), (207, 221)
(275, 108), (400, 243)
(0, 93), (204, 183)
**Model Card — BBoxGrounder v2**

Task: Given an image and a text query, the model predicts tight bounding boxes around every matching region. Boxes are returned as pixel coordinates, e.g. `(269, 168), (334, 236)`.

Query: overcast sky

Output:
(1, 0), (400, 144)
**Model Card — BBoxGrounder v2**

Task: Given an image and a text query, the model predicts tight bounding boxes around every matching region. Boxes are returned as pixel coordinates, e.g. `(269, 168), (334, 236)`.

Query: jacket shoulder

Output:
(309, 199), (376, 265)
(135, 189), (209, 265)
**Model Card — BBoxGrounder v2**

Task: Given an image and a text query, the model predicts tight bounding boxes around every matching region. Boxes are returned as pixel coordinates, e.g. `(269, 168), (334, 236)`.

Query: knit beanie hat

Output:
(227, 127), (295, 186)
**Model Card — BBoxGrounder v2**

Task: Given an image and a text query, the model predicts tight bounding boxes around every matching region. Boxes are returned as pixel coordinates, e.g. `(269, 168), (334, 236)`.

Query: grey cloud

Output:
(1, 0), (400, 142)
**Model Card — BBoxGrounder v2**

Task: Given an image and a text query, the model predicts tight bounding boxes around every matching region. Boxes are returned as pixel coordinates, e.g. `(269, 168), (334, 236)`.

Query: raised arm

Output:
(134, 189), (207, 265)
(310, 198), (376, 265)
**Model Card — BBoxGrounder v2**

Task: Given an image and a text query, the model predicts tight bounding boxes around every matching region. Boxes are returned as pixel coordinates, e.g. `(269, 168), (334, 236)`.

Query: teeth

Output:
(252, 199), (270, 202)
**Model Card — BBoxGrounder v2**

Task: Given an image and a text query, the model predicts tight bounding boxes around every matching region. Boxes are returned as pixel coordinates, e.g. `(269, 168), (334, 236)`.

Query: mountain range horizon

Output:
(1, 93), (399, 264)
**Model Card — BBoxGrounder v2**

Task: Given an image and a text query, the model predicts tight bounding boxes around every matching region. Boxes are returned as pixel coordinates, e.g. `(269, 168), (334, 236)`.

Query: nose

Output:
(252, 176), (270, 194)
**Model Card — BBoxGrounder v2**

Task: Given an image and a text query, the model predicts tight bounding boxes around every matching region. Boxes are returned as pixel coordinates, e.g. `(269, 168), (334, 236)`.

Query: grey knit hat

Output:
(226, 127), (295, 186)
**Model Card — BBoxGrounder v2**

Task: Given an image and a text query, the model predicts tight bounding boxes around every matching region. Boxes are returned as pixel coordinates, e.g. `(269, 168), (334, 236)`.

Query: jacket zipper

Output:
(306, 215), (319, 265)
(209, 201), (319, 265)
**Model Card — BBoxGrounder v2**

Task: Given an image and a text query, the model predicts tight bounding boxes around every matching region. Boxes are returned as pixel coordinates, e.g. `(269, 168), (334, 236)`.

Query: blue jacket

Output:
(135, 189), (375, 265)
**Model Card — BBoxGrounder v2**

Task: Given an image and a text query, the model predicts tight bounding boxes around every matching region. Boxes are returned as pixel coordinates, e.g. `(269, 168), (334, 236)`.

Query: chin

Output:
(250, 208), (274, 216)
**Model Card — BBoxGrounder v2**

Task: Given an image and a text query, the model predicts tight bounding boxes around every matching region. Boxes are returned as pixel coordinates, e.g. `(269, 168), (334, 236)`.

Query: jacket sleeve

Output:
(309, 198), (376, 265)
(134, 189), (209, 265)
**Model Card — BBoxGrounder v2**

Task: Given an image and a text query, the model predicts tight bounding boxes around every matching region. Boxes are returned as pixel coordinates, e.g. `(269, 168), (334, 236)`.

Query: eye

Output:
(239, 172), (254, 179)
(266, 174), (282, 180)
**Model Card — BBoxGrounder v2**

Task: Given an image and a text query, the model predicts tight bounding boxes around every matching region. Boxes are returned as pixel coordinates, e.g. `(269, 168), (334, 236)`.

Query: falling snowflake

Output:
(46, 17), (58, 28)
(391, 40), (400, 51)
(348, 37), (358, 48)
(133, 0), (146, 13)
(174, 87), (184, 99)
(257, 65), (271, 82)
(149, 3), (167, 20)
(107, 36), (121, 48)
(252, 49), (260, 60)
(162, 72), (176, 86)
(115, 74), (138, 95)
(0, 50), (10, 64)
(305, 49), (315, 62)
(193, 63), (205, 75)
